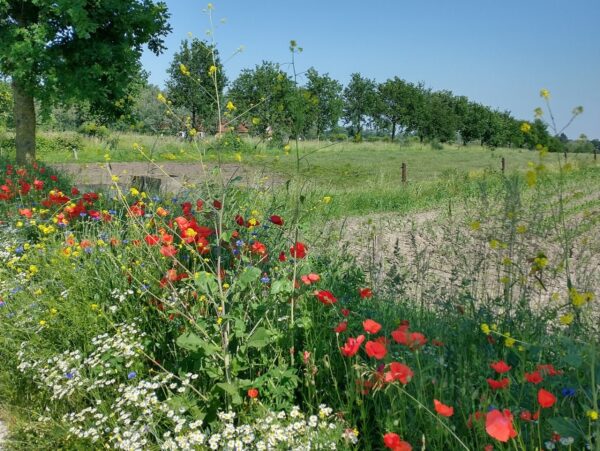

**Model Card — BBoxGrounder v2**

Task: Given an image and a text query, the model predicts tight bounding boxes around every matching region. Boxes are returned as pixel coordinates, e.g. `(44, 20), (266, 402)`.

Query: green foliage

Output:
(0, 0), (171, 112)
(342, 73), (378, 137)
(303, 68), (344, 139)
(77, 122), (109, 139)
(165, 38), (225, 132)
(0, 79), (12, 129)
(228, 61), (297, 141)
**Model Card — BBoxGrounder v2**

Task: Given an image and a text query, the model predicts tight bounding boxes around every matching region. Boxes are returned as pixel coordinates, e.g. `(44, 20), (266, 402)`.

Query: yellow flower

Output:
(50, 308), (58, 315)
(111, 175), (120, 183)
(90, 304), (99, 311)
(504, 335), (515, 348)
(489, 239), (500, 249)
(208, 65), (217, 76)
(559, 313), (574, 325)
(179, 63), (190, 76)
(480, 323), (491, 335)
(29, 265), (38, 274)
(587, 410), (598, 421)
(516, 225), (527, 234)
(539, 89), (550, 99)
(130, 187), (139, 196)
(526, 170), (537, 187)
(235, 152), (242, 162)
(470, 221), (481, 231)
(222, 283), (230, 289)
(251, 117), (261, 125)
(104, 153), (111, 161)
(39, 320), (46, 326)
(283, 144), (291, 152)
(207, 2), (214, 9)
(226, 101), (236, 111)
(520, 122), (532, 133)
(157, 92), (167, 103)
(322, 196), (332, 204)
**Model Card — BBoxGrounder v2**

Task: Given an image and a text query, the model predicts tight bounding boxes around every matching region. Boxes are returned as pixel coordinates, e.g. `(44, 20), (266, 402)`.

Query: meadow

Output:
(0, 131), (599, 450)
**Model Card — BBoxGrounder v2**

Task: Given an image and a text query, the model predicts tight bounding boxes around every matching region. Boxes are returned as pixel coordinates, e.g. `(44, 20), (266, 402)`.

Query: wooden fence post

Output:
(501, 157), (505, 174)
(401, 162), (407, 184)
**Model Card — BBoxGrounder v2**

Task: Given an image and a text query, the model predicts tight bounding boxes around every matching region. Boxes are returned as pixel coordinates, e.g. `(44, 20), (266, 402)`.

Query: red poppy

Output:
(434, 399), (454, 417)
(33, 179), (44, 190)
(519, 410), (532, 422)
(247, 388), (259, 399)
(384, 362), (414, 384)
(160, 245), (178, 258)
(363, 319), (382, 334)
(278, 251), (286, 262)
(290, 241), (307, 259)
(359, 287), (373, 299)
(383, 432), (412, 451)
(251, 241), (267, 255)
(490, 360), (512, 374)
(365, 340), (387, 360)
(487, 378), (510, 390)
(71, 187), (80, 196)
(270, 215), (284, 225)
(334, 321), (348, 333)
(301, 273), (320, 285)
(18, 208), (32, 218)
(536, 364), (562, 376)
(213, 199), (222, 210)
(196, 199), (204, 211)
(341, 308), (350, 317)
(485, 409), (517, 442)
(537, 389), (556, 408)
(314, 290), (337, 305)
(340, 335), (365, 357)
(484, 445), (494, 451)
(524, 371), (543, 384)
(235, 215), (245, 226)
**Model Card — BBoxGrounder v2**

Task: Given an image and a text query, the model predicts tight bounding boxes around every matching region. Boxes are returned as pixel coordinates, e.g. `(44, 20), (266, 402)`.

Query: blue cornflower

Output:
(65, 372), (74, 380)
(15, 245), (24, 255)
(127, 371), (137, 380)
(235, 240), (244, 247)
(260, 276), (270, 284)
(561, 387), (576, 397)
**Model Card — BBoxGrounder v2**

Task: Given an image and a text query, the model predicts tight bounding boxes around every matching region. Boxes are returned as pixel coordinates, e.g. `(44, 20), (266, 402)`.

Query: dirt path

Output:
(49, 162), (282, 193)
(0, 419), (6, 450)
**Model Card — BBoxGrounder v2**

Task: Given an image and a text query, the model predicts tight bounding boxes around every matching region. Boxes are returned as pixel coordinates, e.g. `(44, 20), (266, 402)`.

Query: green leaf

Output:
(176, 332), (220, 354)
(216, 382), (242, 405)
(194, 271), (218, 294)
(238, 266), (261, 290)
(547, 417), (583, 440)
(271, 279), (293, 295)
(247, 327), (271, 349)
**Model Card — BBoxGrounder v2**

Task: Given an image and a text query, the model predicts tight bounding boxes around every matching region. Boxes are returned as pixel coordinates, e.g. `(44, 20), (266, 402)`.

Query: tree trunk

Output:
(391, 123), (396, 142)
(12, 80), (36, 164)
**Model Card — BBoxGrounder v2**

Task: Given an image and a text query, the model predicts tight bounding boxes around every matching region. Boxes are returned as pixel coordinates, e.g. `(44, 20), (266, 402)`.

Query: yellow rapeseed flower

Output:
(323, 196), (332, 204)
(587, 410), (599, 421)
(226, 101), (236, 111)
(208, 65), (217, 76)
(559, 313), (574, 325)
(480, 323), (491, 335)
(540, 89), (550, 99)
(520, 122), (532, 133)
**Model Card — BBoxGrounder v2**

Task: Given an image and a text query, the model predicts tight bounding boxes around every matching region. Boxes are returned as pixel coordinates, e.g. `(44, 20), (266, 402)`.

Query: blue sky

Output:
(141, 0), (600, 139)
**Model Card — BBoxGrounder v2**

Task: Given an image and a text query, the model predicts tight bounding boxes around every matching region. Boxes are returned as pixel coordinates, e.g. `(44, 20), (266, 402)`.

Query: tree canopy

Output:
(165, 38), (225, 133)
(0, 0), (171, 163)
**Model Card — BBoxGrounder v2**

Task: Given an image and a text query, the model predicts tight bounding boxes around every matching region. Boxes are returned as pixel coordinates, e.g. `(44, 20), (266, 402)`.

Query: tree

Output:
(342, 73), (377, 139)
(165, 38), (225, 133)
(374, 77), (422, 141)
(0, 0), (171, 164)
(228, 61), (295, 141)
(304, 68), (343, 140)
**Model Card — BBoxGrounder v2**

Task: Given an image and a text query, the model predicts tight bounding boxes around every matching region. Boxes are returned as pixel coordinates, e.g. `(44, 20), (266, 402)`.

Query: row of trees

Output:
(150, 39), (564, 150)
